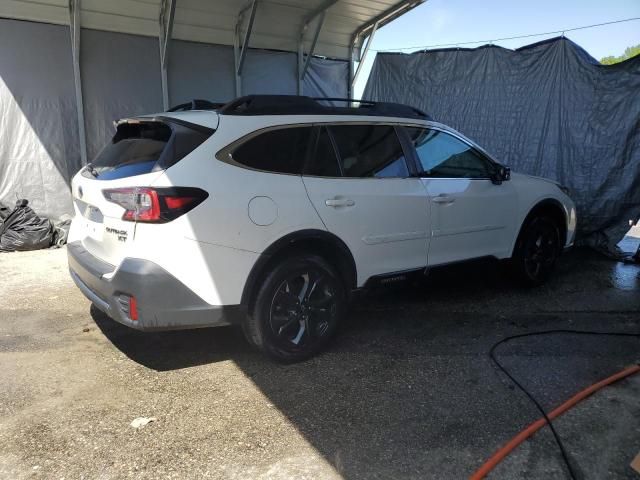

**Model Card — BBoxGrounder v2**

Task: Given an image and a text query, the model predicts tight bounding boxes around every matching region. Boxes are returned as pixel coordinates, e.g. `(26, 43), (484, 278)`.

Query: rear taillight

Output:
(103, 187), (208, 223)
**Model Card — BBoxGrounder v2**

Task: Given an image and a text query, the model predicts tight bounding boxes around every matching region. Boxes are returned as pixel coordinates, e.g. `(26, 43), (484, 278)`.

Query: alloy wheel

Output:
(269, 269), (338, 348)
(523, 223), (558, 279)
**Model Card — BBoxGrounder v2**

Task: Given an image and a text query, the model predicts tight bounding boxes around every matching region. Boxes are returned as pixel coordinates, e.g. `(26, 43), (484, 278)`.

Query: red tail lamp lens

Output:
(165, 195), (196, 210)
(103, 187), (208, 223)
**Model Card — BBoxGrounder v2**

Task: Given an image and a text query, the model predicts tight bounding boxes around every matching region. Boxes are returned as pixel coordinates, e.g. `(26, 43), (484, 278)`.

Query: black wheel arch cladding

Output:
(241, 229), (357, 310)
(514, 198), (567, 256)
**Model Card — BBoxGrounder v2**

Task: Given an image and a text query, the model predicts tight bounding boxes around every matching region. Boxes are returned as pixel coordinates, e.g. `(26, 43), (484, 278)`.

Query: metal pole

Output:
(233, 22), (241, 96)
(68, 0), (87, 165)
(297, 0), (337, 95)
(159, 0), (176, 110)
(301, 10), (326, 80)
(352, 20), (379, 90)
(297, 38), (304, 95)
(349, 0), (424, 97)
(348, 42), (355, 100)
(236, 0), (257, 77)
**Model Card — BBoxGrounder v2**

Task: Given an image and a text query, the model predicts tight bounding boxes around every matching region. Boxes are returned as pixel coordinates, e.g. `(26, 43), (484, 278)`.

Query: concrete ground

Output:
(1, 233), (639, 479)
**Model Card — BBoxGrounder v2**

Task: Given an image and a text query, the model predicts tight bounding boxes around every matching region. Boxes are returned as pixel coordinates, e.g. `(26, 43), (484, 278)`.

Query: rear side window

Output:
(89, 120), (213, 180)
(329, 125), (409, 178)
(232, 127), (313, 175)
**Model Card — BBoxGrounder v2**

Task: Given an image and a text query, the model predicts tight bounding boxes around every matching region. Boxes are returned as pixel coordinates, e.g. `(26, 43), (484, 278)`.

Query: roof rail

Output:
(313, 97), (376, 105)
(217, 95), (430, 120)
(167, 99), (225, 112)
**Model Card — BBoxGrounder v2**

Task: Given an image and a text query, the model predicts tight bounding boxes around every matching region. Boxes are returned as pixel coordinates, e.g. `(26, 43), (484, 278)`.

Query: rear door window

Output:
(89, 120), (213, 180)
(328, 125), (409, 178)
(232, 127), (313, 175)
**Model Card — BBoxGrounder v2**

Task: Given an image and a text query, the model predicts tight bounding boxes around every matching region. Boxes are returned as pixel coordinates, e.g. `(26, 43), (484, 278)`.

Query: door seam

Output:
(300, 176), (329, 232)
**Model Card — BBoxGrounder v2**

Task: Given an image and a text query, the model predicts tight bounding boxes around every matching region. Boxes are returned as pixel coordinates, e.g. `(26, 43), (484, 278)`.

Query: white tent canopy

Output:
(0, 0), (422, 219)
(1, 0), (424, 80)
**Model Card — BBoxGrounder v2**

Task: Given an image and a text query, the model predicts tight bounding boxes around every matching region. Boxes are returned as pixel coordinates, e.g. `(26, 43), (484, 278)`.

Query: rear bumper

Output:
(67, 241), (246, 331)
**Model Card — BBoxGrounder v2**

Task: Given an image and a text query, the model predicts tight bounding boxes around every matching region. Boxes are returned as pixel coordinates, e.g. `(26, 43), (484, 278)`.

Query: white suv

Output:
(68, 95), (577, 361)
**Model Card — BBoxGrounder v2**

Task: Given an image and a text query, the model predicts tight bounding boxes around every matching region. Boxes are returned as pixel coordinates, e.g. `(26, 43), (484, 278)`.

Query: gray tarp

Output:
(82, 29), (165, 161)
(0, 20), (80, 219)
(0, 18), (348, 220)
(364, 37), (640, 252)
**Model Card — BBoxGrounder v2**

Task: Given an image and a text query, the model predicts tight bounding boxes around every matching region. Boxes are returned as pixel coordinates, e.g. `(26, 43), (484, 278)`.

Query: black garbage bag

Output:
(52, 215), (72, 248)
(0, 201), (10, 224)
(0, 199), (54, 252)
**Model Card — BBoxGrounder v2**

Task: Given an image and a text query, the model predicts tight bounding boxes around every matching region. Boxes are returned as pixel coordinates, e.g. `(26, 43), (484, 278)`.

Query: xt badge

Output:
(105, 227), (128, 242)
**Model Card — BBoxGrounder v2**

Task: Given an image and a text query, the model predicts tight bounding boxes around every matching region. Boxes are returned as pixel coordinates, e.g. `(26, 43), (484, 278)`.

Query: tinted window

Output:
(233, 127), (312, 174)
(89, 121), (212, 181)
(305, 127), (341, 177)
(406, 128), (490, 178)
(329, 125), (409, 178)
(90, 122), (171, 180)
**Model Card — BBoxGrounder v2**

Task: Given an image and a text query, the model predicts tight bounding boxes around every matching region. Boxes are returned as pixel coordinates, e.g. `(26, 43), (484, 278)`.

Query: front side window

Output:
(232, 127), (312, 174)
(406, 127), (491, 178)
(329, 125), (409, 178)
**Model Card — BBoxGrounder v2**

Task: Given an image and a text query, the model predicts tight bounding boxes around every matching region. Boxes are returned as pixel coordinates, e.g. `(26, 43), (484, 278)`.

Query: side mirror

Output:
(491, 165), (510, 185)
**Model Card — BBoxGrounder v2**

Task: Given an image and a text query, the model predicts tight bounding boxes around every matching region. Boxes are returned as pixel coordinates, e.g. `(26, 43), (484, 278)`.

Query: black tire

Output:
(511, 216), (561, 286)
(243, 254), (347, 362)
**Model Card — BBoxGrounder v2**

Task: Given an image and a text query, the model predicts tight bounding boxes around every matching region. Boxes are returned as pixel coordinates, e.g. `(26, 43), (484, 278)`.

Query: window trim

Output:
(216, 120), (496, 180)
(402, 125), (500, 180)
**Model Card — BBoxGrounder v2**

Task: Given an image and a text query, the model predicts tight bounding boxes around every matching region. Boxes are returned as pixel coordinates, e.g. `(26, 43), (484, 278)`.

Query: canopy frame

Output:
(159, 0), (177, 110)
(68, 0), (87, 165)
(234, 0), (259, 96)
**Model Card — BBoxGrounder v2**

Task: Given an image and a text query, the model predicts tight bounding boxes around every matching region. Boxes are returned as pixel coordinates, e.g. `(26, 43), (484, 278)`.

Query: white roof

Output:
(0, 0), (424, 59)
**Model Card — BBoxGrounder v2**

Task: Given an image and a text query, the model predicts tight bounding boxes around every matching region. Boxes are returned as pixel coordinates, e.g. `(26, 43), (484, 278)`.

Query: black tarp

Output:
(0, 199), (53, 252)
(364, 37), (640, 252)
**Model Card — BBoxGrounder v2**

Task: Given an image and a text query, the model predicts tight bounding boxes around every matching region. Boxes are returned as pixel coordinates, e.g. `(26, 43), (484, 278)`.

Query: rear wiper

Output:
(85, 163), (99, 178)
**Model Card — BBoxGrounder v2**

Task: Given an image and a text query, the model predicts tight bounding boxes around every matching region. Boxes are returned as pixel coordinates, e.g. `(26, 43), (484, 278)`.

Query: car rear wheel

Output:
(243, 254), (346, 362)
(512, 216), (561, 286)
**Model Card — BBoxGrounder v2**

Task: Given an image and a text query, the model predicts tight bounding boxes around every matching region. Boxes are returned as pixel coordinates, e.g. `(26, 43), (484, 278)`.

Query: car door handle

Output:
(325, 198), (355, 208)
(432, 195), (455, 204)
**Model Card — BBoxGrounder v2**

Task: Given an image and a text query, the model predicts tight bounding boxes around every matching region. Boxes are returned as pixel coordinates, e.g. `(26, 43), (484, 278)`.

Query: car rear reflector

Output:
(103, 187), (208, 223)
(129, 296), (138, 321)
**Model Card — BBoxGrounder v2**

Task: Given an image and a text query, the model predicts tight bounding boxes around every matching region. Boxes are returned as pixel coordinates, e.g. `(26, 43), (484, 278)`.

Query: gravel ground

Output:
(0, 240), (639, 479)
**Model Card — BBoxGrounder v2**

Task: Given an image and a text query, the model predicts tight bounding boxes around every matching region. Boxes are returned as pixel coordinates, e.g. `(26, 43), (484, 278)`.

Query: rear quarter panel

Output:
(149, 115), (327, 253)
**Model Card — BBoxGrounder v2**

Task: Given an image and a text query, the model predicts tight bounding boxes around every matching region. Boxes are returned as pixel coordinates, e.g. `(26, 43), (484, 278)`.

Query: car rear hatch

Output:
(71, 116), (215, 266)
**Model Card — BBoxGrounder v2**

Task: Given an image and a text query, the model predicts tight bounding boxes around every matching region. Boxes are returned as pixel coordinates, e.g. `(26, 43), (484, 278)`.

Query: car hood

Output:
(511, 172), (562, 187)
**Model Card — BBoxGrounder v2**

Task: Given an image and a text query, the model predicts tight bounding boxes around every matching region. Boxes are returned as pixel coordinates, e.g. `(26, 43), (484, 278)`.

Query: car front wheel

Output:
(512, 216), (561, 286)
(243, 254), (346, 362)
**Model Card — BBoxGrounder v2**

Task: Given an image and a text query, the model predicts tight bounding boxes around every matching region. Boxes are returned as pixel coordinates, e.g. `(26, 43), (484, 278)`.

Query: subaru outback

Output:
(68, 95), (577, 361)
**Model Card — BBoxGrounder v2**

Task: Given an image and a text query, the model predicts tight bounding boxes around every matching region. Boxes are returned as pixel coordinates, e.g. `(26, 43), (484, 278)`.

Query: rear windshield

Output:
(87, 119), (213, 180)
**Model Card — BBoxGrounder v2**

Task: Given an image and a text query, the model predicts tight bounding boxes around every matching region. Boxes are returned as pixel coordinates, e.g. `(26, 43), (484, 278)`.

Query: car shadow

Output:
(90, 256), (507, 371)
(90, 249), (640, 478)
(91, 306), (256, 370)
